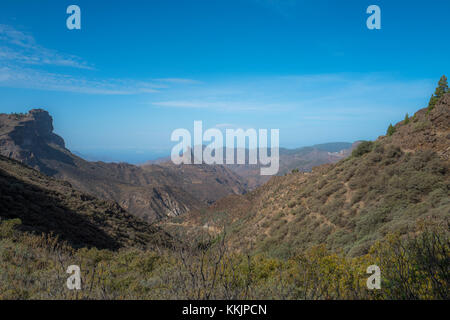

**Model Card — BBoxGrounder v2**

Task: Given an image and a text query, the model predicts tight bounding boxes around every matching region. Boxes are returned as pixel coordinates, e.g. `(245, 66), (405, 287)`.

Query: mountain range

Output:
(0, 109), (354, 222)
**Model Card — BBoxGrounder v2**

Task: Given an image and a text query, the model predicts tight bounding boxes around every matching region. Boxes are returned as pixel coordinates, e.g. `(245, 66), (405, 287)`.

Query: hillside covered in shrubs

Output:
(168, 85), (449, 260)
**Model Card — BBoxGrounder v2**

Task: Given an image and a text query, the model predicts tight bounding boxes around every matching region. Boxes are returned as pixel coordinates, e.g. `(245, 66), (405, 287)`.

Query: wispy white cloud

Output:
(149, 73), (433, 115)
(0, 66), (164, 95)
(0, 24), (200, 95)
(0, 24), (92, 69)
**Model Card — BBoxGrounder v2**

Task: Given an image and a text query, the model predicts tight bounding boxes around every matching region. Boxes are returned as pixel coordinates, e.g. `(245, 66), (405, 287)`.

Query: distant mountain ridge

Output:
(147, 142), (357, 190)
(227, 142), (358, 189)
(0, 109), (357, 221)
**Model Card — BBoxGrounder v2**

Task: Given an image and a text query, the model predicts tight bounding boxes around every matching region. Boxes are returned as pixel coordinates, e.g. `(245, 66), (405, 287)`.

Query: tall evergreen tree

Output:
(437, 75), (448, 95)
(404, 113), (410, 125)
(387, 123), (395, 136)
(428, 75), (448, 111)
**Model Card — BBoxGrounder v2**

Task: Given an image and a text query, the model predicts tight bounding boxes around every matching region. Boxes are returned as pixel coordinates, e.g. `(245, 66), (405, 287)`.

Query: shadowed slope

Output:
(0, 155), (174, 250)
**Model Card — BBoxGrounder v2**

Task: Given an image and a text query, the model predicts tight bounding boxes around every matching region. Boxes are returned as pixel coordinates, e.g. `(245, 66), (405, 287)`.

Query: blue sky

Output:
(0, 0), (449, 163)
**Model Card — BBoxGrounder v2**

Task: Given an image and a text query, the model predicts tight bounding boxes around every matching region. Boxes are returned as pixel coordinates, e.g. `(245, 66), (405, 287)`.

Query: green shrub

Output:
(0, 218), (22, 239)
(352, 141), (374, 157)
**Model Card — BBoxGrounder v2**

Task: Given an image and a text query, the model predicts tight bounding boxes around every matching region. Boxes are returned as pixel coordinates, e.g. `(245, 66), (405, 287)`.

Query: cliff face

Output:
(1, 109), (65, 149)
(0, 109), (69, 175)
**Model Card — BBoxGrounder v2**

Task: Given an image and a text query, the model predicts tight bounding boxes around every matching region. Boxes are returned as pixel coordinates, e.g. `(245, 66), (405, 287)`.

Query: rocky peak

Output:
(27, 109), (55, 136)
(0, 109), (68, 175)
(0, 108), (65, 149)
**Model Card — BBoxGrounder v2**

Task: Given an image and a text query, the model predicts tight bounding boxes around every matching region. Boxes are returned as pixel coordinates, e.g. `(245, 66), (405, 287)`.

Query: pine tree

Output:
(428, 75), (448, 111)
(404, 113), (409, 125)
(387, 123), (395, 136)
(437, 75), (448, 95)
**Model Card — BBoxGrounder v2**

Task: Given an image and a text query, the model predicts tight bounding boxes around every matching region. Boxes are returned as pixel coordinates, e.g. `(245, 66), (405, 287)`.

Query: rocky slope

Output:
(166, 93), (450, 258)
(142, 162), (247, 205)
